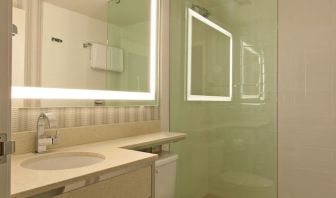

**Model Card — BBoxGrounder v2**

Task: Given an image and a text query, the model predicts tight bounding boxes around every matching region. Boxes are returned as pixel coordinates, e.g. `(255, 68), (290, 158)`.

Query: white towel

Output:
(90, 43), (107, 70)
(107, 46), (124, 72)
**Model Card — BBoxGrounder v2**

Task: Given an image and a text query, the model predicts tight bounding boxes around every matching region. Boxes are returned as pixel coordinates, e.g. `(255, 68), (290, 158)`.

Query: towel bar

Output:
(83, 43), (92, 48)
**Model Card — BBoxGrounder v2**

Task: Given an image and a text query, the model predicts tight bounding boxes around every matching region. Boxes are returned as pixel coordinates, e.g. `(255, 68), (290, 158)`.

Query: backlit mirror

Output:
(186, 8), (232, 102)
(12, 0), (159, 107)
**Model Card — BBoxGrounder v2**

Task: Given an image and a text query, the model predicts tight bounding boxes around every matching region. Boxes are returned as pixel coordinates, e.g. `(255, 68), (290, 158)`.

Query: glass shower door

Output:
(170, 0), (278, 198)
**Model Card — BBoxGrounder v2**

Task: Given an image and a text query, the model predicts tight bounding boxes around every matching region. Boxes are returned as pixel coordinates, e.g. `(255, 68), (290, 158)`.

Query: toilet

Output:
(155, 152), (178, 198)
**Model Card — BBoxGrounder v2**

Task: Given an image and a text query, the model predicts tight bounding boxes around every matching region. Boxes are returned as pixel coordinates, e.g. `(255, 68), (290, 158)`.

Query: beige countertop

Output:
(11, 132), (186, 197)
(97, 131), (186, 150)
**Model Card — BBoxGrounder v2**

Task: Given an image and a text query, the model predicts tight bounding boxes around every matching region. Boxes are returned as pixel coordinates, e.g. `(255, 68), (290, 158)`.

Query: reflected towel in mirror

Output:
(90, 43), (124, 72)
(107, 46), (124, 72)
(90, 43), (107, 70)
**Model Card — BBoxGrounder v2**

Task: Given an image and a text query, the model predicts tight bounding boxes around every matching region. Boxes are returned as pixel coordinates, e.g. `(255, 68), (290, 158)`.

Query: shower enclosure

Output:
(169, 0), (277, 197)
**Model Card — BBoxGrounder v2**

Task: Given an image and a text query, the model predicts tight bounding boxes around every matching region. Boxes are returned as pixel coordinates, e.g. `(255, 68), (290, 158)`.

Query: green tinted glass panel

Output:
(107, 0), (151, 92)
(170, 0), (278, 198)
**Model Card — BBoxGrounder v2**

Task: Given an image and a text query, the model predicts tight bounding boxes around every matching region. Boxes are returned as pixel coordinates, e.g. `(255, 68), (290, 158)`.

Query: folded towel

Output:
(107, 46), (124, 72)
(90, 43), (124, 72)
(90, 43), (107, 70)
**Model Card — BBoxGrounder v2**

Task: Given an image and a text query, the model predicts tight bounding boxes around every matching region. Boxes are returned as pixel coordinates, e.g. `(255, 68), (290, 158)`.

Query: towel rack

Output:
(83, 42), (92, 48)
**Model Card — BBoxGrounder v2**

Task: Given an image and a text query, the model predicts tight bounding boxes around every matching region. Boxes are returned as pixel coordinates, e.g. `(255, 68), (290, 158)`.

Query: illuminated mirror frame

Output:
(240, 41), (265, 100)
(186, 8), (233, 102)
(12, 0), (159, 101)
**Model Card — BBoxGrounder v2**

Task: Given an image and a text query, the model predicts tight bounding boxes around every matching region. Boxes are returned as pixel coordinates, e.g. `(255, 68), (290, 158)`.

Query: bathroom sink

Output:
(21, 152), (105, 170)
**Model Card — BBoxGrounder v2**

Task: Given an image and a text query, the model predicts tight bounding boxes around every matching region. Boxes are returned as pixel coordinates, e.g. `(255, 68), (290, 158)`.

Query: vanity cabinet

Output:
(54, 166), (152, 198)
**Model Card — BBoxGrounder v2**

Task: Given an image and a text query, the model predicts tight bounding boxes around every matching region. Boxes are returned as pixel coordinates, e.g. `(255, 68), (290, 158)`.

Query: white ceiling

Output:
(197, 0), (276, 25)
(43, 0), (108, 21)
(43, 0), (150, 26)
(108, 0), (150, 26)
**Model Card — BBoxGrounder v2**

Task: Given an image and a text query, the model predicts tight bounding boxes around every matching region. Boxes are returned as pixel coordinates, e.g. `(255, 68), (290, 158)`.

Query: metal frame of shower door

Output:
(159, 0), (172, 155)
(159, 0), (170, 132)
(0, 0), (12, 198)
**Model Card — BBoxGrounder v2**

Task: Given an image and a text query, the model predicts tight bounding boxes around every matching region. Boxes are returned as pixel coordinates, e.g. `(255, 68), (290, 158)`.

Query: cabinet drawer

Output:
(54, 166), (152, 198)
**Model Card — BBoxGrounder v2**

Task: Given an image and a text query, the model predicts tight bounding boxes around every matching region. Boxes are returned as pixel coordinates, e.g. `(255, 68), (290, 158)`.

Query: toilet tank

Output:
(155, 152), (178, 198)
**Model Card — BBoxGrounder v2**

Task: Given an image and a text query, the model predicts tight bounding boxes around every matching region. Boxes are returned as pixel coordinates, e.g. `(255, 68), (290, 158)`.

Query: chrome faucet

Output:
(36, 112), (58, 153)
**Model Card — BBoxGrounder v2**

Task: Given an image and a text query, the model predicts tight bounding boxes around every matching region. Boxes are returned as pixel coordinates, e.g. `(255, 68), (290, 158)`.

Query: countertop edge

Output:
(12, 154), (158, 198)
(11, 131), (186, 197)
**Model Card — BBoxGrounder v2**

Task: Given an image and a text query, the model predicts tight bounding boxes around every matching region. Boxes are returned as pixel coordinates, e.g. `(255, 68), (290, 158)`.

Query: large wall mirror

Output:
(12, 0), (159, 107)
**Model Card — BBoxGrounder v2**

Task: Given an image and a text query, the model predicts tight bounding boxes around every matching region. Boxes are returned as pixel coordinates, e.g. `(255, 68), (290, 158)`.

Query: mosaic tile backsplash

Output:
(12, 106), (160, 133)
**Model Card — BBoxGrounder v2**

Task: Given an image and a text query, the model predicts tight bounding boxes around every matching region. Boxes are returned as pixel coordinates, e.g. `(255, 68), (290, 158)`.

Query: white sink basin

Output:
(21, 152), (105, 170)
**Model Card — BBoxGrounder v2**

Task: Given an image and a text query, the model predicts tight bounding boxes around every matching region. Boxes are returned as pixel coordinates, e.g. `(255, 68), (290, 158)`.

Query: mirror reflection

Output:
(240, 41), (265, 101)
(12, 0), (157, 107)
(187, 8), (232, 102)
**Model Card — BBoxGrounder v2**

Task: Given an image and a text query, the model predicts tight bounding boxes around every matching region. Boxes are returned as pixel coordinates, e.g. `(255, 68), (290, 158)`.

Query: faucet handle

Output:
(38, 137), (53, 146)
(51, 129), (59, 145)
(37, 137), (53, 153)
(51, 135), (59, 144)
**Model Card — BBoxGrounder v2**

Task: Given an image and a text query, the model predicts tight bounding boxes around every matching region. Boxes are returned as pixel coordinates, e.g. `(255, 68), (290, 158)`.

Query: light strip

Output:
(149, 0), (158, 97)
(12, 87), (154, 100)
(186, 8), (233, 102)
(12, 0), (158, 101)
